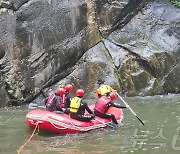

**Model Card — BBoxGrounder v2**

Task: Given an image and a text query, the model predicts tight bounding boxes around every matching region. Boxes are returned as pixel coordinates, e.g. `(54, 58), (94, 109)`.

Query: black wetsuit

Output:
(46, 92), (72, 113)
(70, 101), (95, 122)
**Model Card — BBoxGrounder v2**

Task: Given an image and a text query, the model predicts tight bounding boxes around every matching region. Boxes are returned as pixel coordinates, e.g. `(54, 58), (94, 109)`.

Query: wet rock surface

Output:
(0, 0), (179, 107)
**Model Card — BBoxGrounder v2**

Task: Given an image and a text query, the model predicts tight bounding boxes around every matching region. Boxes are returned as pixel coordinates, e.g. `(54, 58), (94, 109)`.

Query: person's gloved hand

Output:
(126, 105), (130, 108)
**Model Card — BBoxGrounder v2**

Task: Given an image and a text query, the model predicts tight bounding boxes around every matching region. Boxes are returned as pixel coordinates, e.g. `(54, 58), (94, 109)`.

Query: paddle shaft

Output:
(116, 92), (145, 125)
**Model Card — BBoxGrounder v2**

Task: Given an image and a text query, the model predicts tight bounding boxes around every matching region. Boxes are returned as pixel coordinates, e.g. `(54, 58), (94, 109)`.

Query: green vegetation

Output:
(170, 0), (180, 7)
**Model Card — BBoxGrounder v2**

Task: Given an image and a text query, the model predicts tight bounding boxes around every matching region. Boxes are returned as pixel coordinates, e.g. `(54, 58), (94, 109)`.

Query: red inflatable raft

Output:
(26, 104), (124, 134)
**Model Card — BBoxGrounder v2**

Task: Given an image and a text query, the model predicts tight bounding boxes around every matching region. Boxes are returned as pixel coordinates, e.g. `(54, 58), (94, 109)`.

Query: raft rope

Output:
(17, 122), (39, 154)
(48, 118), (74, 130)
(47, 117), (105, 131)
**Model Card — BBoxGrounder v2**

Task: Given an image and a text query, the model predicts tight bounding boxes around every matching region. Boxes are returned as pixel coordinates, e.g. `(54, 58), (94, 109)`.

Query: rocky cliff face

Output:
(107, 0), (180, 96)
(0, 0), (179, 107)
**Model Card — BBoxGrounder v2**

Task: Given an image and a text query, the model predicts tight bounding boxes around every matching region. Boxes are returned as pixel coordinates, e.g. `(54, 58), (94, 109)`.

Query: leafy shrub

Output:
(170, 0), (180, 7)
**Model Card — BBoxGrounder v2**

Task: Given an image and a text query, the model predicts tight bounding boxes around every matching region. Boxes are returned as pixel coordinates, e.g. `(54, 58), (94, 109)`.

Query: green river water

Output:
(0, 94), (180, 154)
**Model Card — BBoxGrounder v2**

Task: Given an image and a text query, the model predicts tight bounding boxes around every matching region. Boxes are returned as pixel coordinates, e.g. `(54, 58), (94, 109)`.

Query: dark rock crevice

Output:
(109, 0), (150, 35)
(106, 38), (157, 78)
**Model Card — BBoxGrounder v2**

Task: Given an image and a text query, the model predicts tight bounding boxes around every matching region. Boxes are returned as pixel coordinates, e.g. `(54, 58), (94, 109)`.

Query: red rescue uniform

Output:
(94, 96), (111, 114)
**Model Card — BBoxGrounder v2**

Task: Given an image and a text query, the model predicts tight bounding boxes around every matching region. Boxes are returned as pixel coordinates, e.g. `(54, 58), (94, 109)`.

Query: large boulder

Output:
(0, 0), (179, 106)
(0, 0), (100, 106)
(107, 0), (180, 95)
(53, 42), (121, 99)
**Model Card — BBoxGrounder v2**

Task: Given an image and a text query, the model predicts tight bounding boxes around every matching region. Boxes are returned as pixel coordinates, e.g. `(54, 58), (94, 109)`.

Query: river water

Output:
(1, 94), (180, 154)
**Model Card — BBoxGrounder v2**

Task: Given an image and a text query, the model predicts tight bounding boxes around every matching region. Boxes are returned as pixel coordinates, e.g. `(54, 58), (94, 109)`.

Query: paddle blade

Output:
(28, 103), (38, 109)
(136, 116), (145, 125)
(28, 103), (46, 109)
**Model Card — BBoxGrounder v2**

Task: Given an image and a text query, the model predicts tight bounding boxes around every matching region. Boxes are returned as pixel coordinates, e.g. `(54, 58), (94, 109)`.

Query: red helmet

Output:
(64, 84), (73, 92)
(109, 92), (117, 100)
(76, 89), (84, 97)
(57, 88), (65, 96)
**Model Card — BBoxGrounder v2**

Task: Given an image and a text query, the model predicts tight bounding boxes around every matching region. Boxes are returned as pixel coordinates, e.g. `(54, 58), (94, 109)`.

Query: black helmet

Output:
(97, 79), (105, 84)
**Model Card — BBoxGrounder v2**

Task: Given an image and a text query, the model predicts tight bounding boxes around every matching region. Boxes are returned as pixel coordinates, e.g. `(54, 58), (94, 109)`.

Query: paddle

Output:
(116, 92), (145, 125)
(28, 103), (46, 109)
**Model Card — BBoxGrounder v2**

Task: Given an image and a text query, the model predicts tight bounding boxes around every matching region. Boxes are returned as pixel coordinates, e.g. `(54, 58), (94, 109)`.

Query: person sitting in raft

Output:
(94, 91), (129, 125)
(96, 78), (115, 98)
(45, 88), (66, 112)
(63, 84), (73, 114)
(70, 89), (95, 122)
